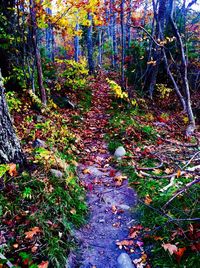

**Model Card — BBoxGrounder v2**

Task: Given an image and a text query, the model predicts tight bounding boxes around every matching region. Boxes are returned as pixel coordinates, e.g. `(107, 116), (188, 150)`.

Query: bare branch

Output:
(163, 178), (200, 210)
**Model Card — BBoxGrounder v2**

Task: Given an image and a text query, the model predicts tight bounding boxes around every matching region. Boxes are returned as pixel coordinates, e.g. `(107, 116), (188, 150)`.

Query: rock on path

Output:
(68, 77), (138, 268)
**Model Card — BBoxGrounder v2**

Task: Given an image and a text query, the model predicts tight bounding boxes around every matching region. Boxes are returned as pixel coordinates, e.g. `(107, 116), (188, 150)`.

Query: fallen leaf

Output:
(165, 168), (174, 174)
(176, 169), (181, 178)
(25, 227), (42, 239)
(114, 175), (127, 186)
(8, 163), (18, 177)
(116, 239), (134, 249)
(83, 169), (91, 174)
(129, 230), (139, 238)
(111, 205), (117, 213)
(109, 170), (116, 177)
(153, 169), (162, 175)
(162, 243), (178, 255)
(70, 208), (76, 215)
(191, 243), (200, 252)
(113, 222), (121, 228)
(13, 243), (19, 249)
(38, 261), (49, 268)
(174, 247), (186, 263)
(144, 194), (153, 205)
(31, 245), (38, 253)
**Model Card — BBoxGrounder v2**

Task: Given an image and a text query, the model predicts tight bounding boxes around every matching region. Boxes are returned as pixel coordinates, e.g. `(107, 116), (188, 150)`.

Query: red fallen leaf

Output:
(87, 183), (93, 192)
(174, 247), (186, 263)
(191, 243), (200, 252)
(109, 170), (116, 177)
(38, 261), (49, 268)
(23, 259), (29, 265)
(129, 230), (139, 238)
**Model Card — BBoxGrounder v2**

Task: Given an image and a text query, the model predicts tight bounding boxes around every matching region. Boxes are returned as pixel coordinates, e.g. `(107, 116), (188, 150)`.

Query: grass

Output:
(0, 160), (87, 267)
(0, 95), (88, 267)
(105, 99), (200, 268)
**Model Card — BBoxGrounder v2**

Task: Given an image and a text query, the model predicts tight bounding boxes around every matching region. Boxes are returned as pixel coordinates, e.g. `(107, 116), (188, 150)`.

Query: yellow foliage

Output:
(156, 84), (172, 99)
(106, 78), (137, 107)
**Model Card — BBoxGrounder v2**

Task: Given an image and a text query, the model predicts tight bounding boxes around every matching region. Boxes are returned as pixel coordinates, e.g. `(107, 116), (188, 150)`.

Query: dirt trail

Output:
(68, 79), (139, 268)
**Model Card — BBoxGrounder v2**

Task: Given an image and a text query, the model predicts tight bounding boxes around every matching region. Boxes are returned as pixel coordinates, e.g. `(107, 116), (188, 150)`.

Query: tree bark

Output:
(168, 0), (195, 128)
(29, 0), (47, 105)
(87, 13), (95, 74)
(120, 0), (126, 88)
(0, 71), (24, 164)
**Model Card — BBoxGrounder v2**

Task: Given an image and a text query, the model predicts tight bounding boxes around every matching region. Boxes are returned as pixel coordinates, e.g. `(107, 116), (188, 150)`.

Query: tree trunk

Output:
(29, 0), (47, 105)
(74, 22), (80, 62)
(0, 72), (24, 164)
(120, 0), (126, 88)
(168, 0), (195, 129)
(98, 28), (103, 66)
(87, 13), (95, 74)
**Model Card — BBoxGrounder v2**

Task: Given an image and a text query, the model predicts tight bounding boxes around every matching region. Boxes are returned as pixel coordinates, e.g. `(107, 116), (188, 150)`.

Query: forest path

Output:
(68, 76), (141, 268)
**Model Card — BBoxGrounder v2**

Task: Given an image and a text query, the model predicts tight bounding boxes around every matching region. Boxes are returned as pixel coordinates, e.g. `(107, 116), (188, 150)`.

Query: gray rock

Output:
(52, 95), (76, 109)
(119, 204), (130, 210)
(35, 115), (44, 122)
(50, 169), (63, 178)
(117, 253), (135, 268)
(114, 146), (126, 158)
(32, 138), (47, 148)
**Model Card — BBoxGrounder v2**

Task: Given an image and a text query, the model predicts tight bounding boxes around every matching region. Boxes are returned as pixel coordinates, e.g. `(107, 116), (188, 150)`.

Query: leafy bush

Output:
(56, 58), (88, 90)
(6, 91), (22, 113)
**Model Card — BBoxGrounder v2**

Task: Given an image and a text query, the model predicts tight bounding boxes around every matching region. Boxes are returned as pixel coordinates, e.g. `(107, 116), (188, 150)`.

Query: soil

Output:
(68, 78), (140, 268)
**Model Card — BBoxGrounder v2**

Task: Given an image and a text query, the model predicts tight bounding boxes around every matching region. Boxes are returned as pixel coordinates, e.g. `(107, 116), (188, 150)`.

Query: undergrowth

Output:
(106, 99), (200, 268)
(0, 91), (88, 267)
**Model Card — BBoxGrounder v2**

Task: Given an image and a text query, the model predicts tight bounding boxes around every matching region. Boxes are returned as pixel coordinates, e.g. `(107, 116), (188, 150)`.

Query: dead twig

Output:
(0, 253), (14, 268)
(182, 151), (200, 169)
(162, 178), (200, 210)
(161, 138), (199, 148)
(136, 158), (163, 171)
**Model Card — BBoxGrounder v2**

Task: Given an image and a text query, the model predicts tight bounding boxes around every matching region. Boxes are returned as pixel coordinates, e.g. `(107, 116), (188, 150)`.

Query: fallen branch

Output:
(161, 137), (199, 148)
(162, 178), (200, 210)
(182, 151), (200, 169)
(146, 217), (200, 234)
(0, 253), (14, 268)
(136, 158), (163, 171)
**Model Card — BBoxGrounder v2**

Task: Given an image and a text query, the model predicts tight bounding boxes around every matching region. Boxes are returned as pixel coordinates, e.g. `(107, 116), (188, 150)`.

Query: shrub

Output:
(56, 59), (88, 91)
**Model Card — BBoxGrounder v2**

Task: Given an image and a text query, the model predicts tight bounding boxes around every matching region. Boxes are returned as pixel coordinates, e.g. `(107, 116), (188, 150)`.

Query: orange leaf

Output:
(8, 163), (18, 177)
(174, 247), (186, 263)
(162, 243), (178, 255)
(116, 240), (134, 249)
(38, 261), (49, 268)
(144, 194), (153, 205)
(176, 169), (181, 178)
(83, 169), (91, 174)
(25, 227), (42, 239)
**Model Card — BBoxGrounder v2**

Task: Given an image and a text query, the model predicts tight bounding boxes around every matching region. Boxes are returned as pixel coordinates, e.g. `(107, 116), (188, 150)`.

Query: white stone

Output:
(50, 169), (63, 178)
(117, 253), (135, 268)
(114, 146), (126, 158)
(119, 204), (130, 210)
